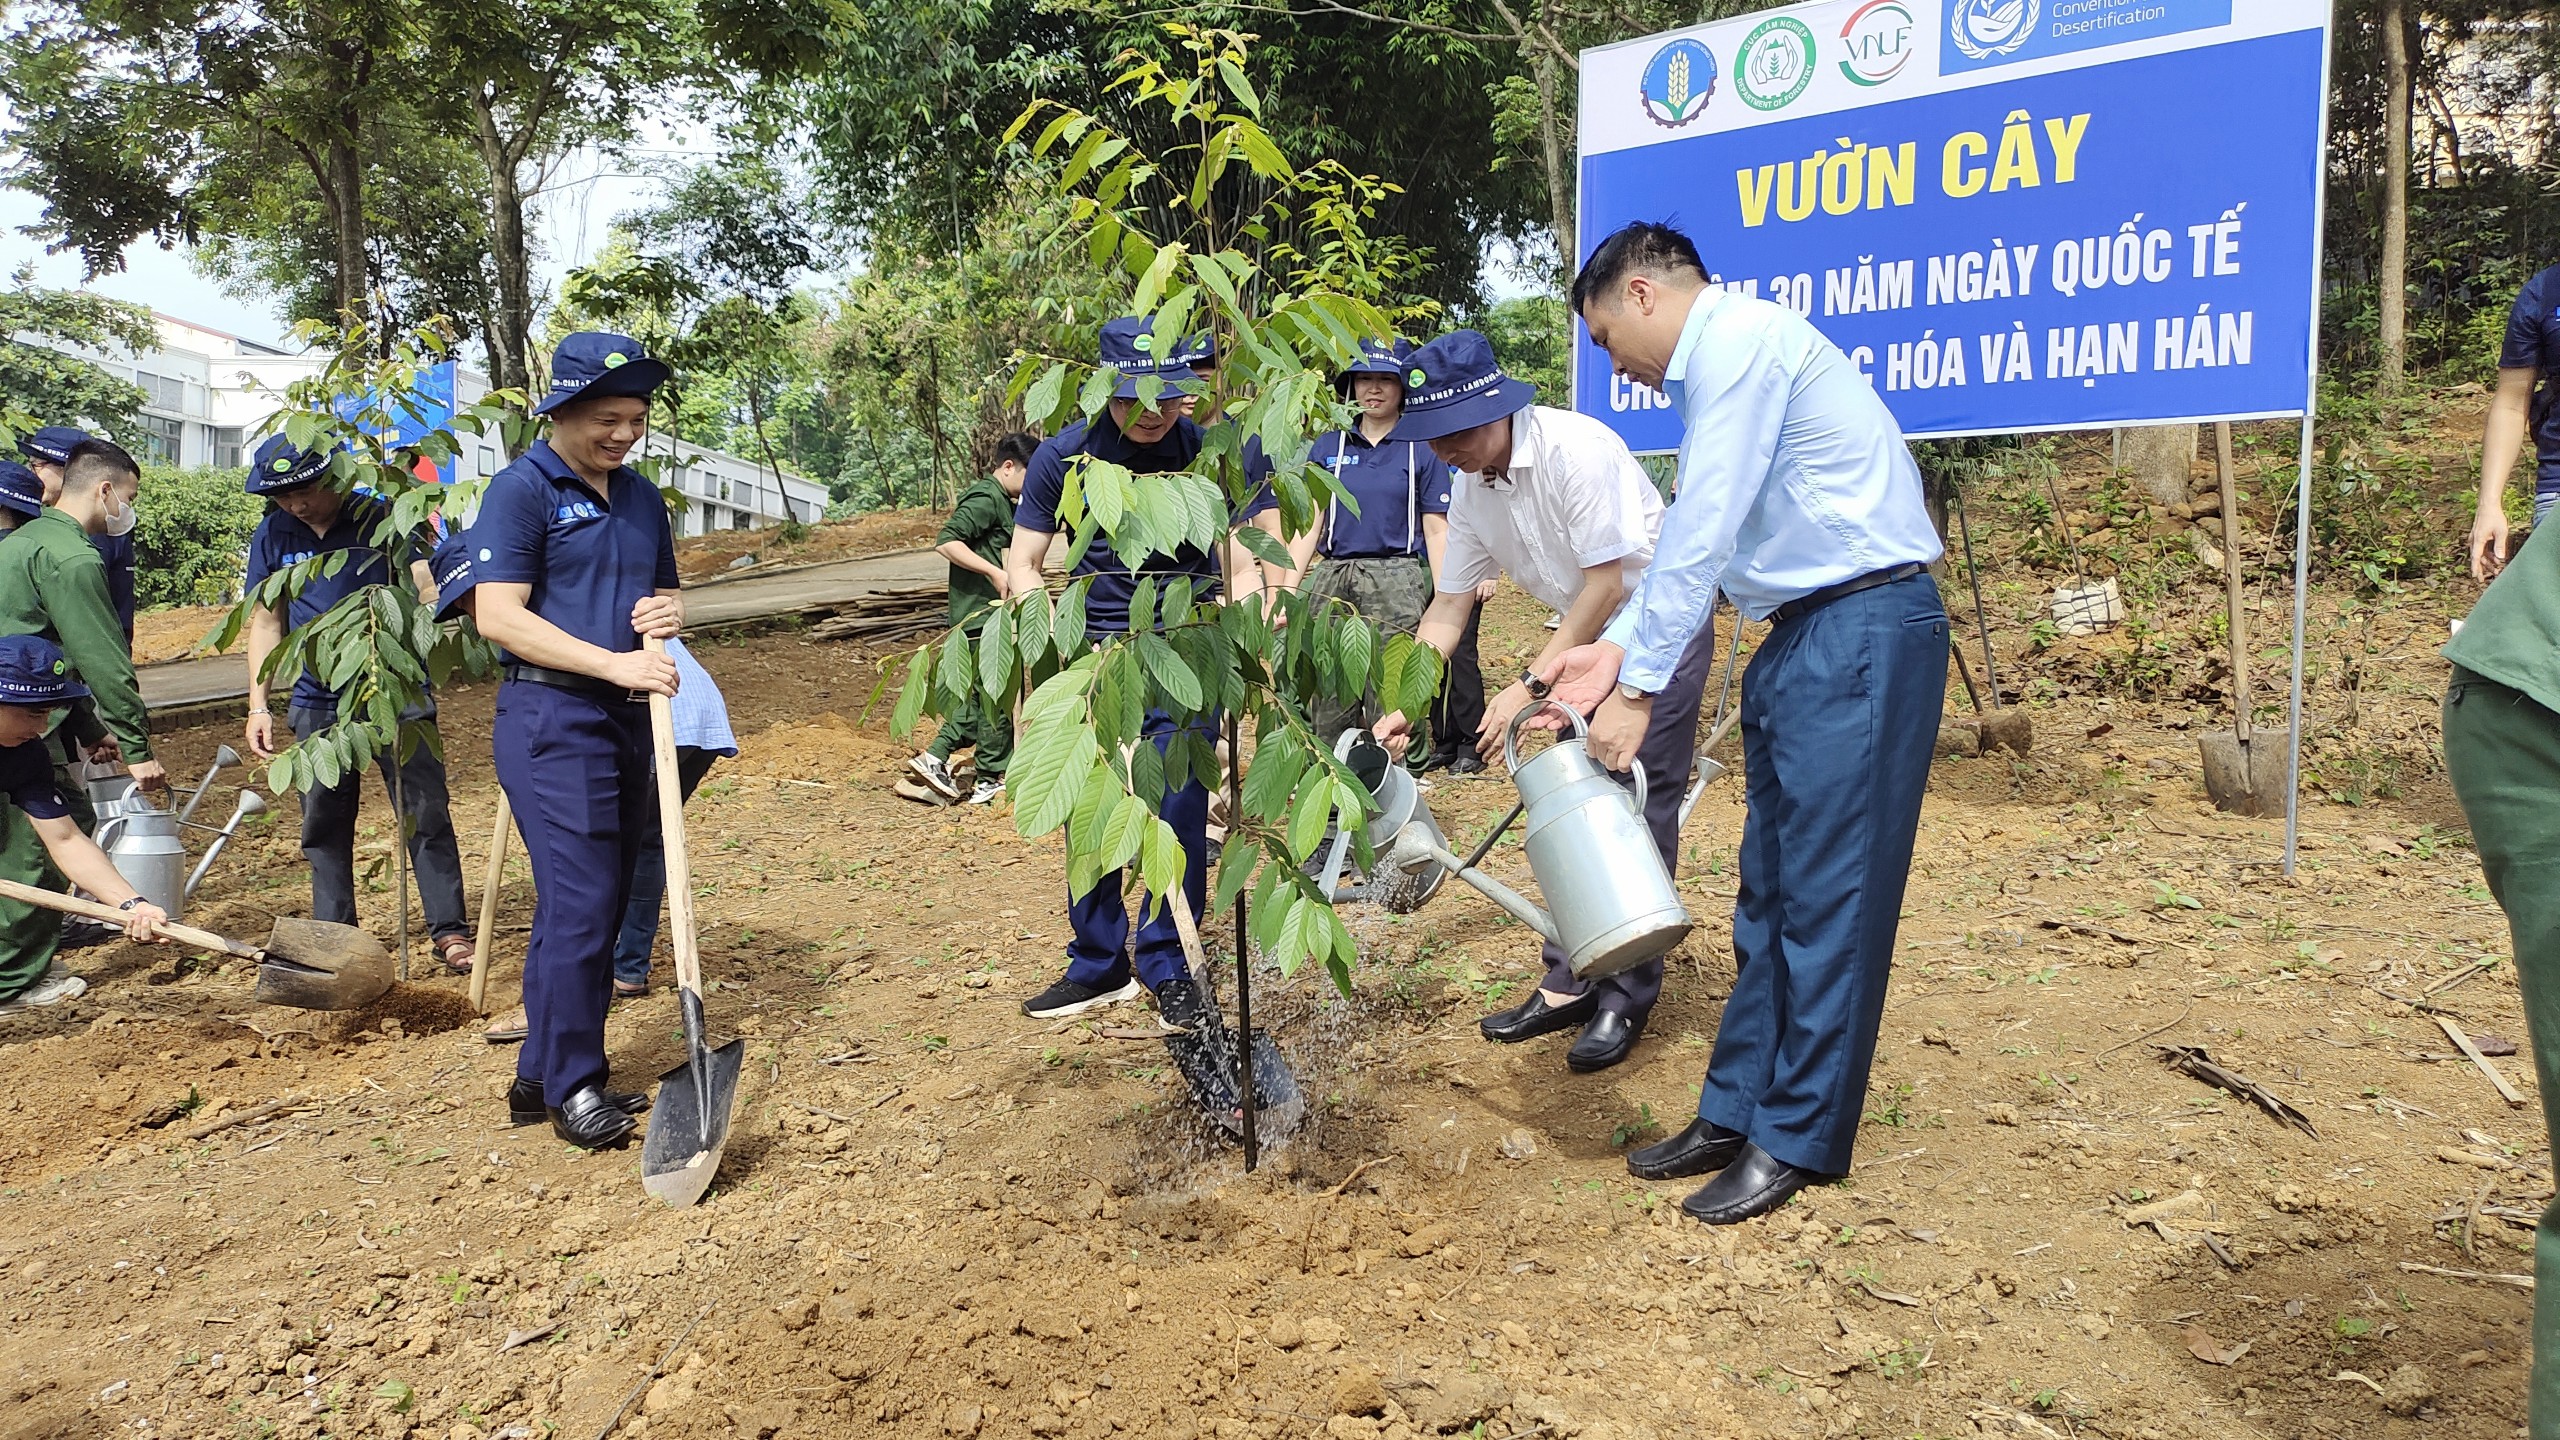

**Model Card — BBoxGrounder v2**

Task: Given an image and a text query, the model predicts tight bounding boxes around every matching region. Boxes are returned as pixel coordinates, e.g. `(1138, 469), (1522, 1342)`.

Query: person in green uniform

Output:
(0, 634), (169, 1012)
(0, 438), (162, 832)
(906, 431), (1038, 805)
(2444, 522), (2560, 1437)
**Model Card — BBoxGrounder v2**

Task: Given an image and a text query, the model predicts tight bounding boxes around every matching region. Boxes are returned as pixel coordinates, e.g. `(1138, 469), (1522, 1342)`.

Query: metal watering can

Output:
(95, 805), (189, 919)
(1373, 700), (1691, 981)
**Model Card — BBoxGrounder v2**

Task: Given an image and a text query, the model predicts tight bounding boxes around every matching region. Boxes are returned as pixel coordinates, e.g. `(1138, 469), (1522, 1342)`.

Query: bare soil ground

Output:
(0, 417), (2537, 1440)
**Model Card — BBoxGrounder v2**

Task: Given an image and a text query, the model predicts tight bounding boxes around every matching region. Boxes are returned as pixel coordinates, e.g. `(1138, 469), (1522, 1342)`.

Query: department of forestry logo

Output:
(1838, 0), (1915, 85)
(1735, 16), (1817, 111)
(1639, 37), (1717, 128)
(1949, 0), (2038, 60)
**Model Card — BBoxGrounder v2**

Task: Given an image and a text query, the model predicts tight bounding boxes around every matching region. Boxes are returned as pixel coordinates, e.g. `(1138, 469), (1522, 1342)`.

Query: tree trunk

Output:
(471, 90), (536, 422)
(2117, 425), (2198, 507)
(2377, 0), (2410, 396)
(1531, 47), (1574, 278)
(326, 131), (369, 329)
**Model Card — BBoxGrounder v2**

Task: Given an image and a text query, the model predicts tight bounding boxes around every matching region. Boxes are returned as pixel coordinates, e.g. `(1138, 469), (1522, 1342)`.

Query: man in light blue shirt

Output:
(1545, 221), (1950, 1226)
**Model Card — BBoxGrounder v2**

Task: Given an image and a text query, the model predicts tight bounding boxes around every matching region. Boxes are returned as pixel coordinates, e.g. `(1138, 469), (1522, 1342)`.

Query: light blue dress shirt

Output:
(1601, 289), (1944, 692)
(666, 636), (739, 757)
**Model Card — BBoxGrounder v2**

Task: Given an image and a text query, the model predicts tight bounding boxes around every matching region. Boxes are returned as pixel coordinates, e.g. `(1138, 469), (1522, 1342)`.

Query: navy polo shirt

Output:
(90, 531), (135, 641)
(2500, 263), (2560, 498)
(245, 494), (419, 708)
(470, 438), (678, 660)
(1304, 429), (1451, 559)
(1015, 413), (1219, 634)
(0, 738), (69, 821)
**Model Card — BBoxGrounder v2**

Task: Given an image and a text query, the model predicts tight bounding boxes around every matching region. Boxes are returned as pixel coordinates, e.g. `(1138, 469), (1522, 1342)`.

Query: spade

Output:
(637, 636), (743, 1208)
(0, 876), (394, 1009)
(2198, 422), (2284, 815)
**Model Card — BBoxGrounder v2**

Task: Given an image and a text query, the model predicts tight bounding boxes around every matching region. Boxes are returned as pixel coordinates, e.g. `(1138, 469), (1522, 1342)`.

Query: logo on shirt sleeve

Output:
(552, 500), (606, 526)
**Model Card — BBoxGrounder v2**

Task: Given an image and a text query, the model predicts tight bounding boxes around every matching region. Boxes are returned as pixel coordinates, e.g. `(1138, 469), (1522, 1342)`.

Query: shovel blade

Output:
(251, 917), (396, 1010)
(1163, 1023), (1304, 1142)
(640, 1038), (745, 1208)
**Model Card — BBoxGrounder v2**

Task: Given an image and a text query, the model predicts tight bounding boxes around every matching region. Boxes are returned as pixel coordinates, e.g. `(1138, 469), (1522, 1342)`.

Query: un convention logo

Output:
(1949, 0), (2038, 60)
(1639, 37), (1717, 128)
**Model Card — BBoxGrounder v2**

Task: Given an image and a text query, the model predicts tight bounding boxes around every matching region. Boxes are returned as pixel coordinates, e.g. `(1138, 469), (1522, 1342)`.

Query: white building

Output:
(37, 314), (828, 537)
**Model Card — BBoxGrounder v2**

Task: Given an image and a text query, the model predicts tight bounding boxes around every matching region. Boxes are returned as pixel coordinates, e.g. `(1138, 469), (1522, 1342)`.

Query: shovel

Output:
(638, 636), (743, 1208)
(2198, 421), (2284, 815)
(0, 875), (394, 1009)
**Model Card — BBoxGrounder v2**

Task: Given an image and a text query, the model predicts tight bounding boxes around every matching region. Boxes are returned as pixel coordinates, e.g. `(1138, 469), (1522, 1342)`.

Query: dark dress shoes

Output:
(1627, 1117), (1746, 1180)
(508, 1077), (650, 1126)
(1566, 1007), (1646, 1072)
(1680, 1142), (1826, 1224)
(1479, 988), (1598, 1043)
(546, 1085), (642, 1150)
(1444, 752), (1487, 776)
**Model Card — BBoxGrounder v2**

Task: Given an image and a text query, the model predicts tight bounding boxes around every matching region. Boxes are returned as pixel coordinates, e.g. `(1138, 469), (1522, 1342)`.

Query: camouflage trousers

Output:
(1299, 554), (1433, 747)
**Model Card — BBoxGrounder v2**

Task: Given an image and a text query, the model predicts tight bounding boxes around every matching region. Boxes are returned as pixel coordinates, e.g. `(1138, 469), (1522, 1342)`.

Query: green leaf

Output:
(1235, 523), (1293, 570)
(1216, 58), (1263, 117)
(889, 647), (931, 736)
(1054, 580), (1089, 658)
(1212, 835), (1257, 914)
(935, 628), (975, 709)
(1239, 726), (1303, 821)
(1137, 817), (1187, 916)
(1022, 363), (1068, 428)
(1137, 632), (1201, 709)
(1126, 575), (1157, 637)
(977, 603), (1014, 702)
(1013, 590), (1053, 673)
(1096, 793), (1150, 876)
(1338, 615), (1375, 698)
(1017, 725), (1100, 838)
(1286, 766), (1331, 861)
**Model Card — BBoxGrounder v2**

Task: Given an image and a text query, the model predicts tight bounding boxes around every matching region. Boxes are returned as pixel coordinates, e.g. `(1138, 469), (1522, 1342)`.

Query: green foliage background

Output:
(133, 464), (263, 610)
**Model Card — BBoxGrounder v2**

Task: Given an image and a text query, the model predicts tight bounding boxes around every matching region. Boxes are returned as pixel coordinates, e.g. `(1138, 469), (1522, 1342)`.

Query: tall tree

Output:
(2376, 0), (2411, 396)
(0, 275), (155, 437)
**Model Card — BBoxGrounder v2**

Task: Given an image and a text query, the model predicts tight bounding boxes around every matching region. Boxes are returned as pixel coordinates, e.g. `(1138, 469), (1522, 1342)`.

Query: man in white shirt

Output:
(1545, 221), (1948, 1225)
(1374, 329), (1719, 1074)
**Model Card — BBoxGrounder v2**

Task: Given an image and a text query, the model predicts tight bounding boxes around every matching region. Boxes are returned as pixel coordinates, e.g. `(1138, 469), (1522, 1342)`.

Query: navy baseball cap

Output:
(0, 461), (41, 519)
(1336, 337), (1410, 391)
(1099, 318), (1198, 401)
(1387, 330), (1537, 443)
(1174, 332), (1218, 370)
(246, 434), (337, 494)
(0, 634), (89, 708)
(536, 332), (672, 417)
(19, 426), (90, 466)
(428, 529), (481, 623)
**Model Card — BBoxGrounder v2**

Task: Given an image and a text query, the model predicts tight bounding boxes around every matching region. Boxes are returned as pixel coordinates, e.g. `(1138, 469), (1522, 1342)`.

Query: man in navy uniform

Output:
(1004, 317), (1236, 1028)
(1552, 221), (1947, 1223)
(239, 436), (477, 974)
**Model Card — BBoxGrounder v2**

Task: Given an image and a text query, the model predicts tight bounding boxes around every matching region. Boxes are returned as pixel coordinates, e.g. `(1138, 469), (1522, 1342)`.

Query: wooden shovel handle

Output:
(2213, 421), (2250, 743)
(0, 875), (262, 960)
(469, 792), (510, 1013)
(644, 637), (703, 1004)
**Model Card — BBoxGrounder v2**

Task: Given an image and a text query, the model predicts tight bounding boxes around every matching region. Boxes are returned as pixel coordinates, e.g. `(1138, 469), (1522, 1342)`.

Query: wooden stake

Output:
(2436, 1014), (2527, 1108)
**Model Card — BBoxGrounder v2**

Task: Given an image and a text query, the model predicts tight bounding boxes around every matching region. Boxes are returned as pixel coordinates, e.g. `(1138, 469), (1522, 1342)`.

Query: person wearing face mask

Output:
(0, 438), (164, 829)
(19, 427), (135, 645)
(468, 332), (683, 1151)
(239, 436), (476, 975)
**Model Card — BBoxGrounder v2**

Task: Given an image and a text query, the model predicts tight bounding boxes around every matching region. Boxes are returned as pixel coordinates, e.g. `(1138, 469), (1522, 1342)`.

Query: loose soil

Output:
(0, 419), (2537, 1440)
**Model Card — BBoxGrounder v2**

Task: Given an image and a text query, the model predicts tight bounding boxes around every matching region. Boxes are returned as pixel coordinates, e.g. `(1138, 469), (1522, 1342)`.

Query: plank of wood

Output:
(2436, 1015), (2527, 1108)
(2397, 1261), (2533, 1290)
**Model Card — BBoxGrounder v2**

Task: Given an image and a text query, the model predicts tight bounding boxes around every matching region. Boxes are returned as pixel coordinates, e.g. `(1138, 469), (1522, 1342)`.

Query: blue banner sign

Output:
(1576, 0), (2329, 449)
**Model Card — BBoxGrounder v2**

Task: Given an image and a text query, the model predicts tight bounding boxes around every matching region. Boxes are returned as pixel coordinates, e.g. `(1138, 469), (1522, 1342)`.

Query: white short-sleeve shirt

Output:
(1437, 405), (1663, 614)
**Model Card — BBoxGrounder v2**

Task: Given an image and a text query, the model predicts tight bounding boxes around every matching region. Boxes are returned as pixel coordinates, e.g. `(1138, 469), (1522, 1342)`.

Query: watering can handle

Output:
(1501, 698), (1648, 815)
(1502, 697), (1589, 772)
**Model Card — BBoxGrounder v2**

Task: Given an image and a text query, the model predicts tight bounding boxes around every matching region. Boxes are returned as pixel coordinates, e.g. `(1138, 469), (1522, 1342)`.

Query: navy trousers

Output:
(1062, 714), (1213, 994)
(1695, 574), (1946, 1175)
(289, 697), (470, 941)
(1537, 612), (1721, 1018)
(614, 746), (718, 987)
(493, 680), (652, 1107)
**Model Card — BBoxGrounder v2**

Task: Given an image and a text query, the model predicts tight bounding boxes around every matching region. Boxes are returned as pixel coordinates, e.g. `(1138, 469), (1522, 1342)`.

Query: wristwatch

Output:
(118, 897), (146, 911)
(1616, 683), (1653, 703)
(1520, 671), (1551, 699)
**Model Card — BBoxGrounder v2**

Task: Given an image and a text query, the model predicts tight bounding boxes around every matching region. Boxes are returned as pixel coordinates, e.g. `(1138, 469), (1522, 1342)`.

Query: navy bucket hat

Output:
(1335, 337), (1410, 394)
(1387, 330), (1537, 443)
(0, 461), (42, 519)
(1099, 317), (1198, 401)
(428, 529), (482, 623)
(0, 634), (89, 708)
(537, 332), (672, 417)
(246, 434), (336, 495)
(19, 426), (90, 466)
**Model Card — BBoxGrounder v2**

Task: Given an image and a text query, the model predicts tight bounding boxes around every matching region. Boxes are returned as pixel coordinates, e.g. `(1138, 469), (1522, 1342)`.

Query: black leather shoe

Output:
(1445, 752), (1486, 776)
(1566, 1008), (1645, 1072)
(547, 1085), (640, 1150)
(1680, 1143), (1824, 1224)
(1479, 988), (1598, 1044)
(508, 1078), (649, 1126)
(1627, 1117), (1746, 1180)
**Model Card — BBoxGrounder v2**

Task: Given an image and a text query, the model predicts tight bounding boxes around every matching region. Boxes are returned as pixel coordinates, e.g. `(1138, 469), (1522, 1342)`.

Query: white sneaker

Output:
(968, 778), (1005, 805)
(907, 753), (962, 800)
(0, 968), (86, 1016)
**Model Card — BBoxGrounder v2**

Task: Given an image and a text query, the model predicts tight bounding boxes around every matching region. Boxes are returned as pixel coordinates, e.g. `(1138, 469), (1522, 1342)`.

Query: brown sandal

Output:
(435, 935), (476, 975)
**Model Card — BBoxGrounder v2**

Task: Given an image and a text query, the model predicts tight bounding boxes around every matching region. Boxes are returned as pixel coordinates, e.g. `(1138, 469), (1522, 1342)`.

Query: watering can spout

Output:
(1415, 833), (1561, 945)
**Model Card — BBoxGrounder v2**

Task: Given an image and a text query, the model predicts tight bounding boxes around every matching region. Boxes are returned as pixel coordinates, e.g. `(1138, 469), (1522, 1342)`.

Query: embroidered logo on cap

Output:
(1132, 334), (1154, 354)
(604, 352), (628, 369)
(273, 458), (293, 472)
(50, 660), (65, 675)
(1408, 368), (1426, 387)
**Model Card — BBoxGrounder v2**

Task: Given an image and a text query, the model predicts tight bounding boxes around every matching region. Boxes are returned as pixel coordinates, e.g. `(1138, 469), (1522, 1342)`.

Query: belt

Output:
(1768, 563), (1927, 625)
(1319, 550), (1422, 563)
(502, 662), (647, 704)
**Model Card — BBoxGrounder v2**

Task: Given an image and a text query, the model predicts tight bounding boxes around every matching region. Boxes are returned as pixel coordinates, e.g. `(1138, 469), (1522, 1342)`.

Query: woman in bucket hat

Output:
(465, 332), (682, 1149)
